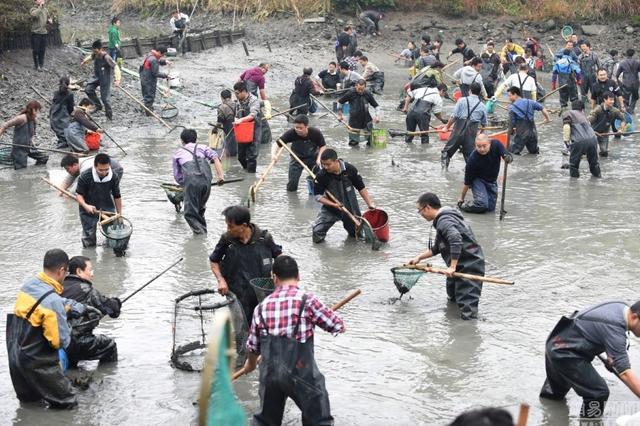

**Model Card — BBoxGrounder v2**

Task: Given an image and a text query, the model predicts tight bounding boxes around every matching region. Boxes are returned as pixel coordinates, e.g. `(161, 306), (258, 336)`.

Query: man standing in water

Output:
(408, 192), (485, 320)
(233, 81), (262, 173)
(562, 100), (601, 178)
(6, 249), (84, 408)
(139, 46), (170, 114)
(75, 153), (123, 248)
(312, 149), (376, 243)
(242, 255), (344, 425)
(209, 206), (282, 323)
(337, 79), (380, 146)
(59, 154), (124, 192)
(172, 129), (225, 234)
(540, 301), (640, 420)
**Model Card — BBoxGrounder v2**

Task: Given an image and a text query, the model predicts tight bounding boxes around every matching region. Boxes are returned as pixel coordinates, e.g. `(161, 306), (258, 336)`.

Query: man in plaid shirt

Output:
(243, 255), (345, 425)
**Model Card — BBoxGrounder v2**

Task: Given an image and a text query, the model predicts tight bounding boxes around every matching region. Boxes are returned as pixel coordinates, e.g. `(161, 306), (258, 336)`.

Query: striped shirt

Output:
(246, 284), (344, 354)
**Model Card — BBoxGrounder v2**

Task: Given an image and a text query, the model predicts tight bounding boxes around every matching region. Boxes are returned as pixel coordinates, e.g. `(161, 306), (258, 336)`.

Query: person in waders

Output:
(0, 100), (49, 170)
(239, 63), (269, 102)
(447, 38), (477, 65)
(62, 256), (120, 368)
(64, 98), (103, 153)
(273, 114), (326, 192)
(317, 62), (340, 91)
(457, 134), (512, 214)
(552, 49), (581, 108)
(561, 100), (601, 178)
(336, 79), (381, 146)
(479, 45), (501, 98)
(6, 249), (85, 408)
(81, 39), (120, 121)
(289, 67), (323, 116)
(441, 83), (488, 168)
(60, 154), (123, 193)
(209, 205), (283, 324)
(507, 87), (551, 155)
(242, 255), (345, 425)
(338, 62), (363, 89)
(139, 46), (170, 114)
(408, 193), (485, 320)
(169, 10), (189, 48)
(311, 149), (376, 243)
(358, 56), (385, 95)
(216, 89), (237, 157)
(453, 58), (488, 98)
(359, 9), (383, 36)
(402, 83), (448, 145)
(494, 63), (538, 100)
(588, 92), (629, 157)
(50, 77), (75, 149)
(233, 81), (262, 173)
(172, 128), (225, 234)
(335, 26), (352, 63)
(591, 68), (624, 110)
(540, 301), (640, 420)
(615, 49), (640, 114)
(499, 38), (525, 76)
(577, 41), (601, 105)
(75, 153), (123, 248)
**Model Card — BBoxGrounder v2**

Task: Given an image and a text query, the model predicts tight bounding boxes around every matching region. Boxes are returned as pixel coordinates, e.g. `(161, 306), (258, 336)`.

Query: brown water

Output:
(1, 42), (639, 425)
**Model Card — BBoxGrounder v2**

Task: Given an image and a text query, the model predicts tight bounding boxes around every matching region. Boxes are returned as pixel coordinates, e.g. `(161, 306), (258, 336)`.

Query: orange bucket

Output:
(85, 132), (101, 150)
(362, 208), (389, 242)
(438, 127), (451, 141)
(488, 131), (508, 148)
(233, 120), (255, 144)
(452, 87), (462, 102)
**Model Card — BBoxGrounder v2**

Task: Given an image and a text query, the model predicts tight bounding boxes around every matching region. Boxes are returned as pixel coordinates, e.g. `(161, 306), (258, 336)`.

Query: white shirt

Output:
(408, 87), (443, 114)
(504, 71), (537, 92)
(62, 156), (95, 192)
(170, 13), (190, 32)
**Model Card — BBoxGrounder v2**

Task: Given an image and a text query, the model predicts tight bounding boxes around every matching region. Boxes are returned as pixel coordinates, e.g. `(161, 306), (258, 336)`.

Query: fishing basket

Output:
(249, 278), (275, 303)
(100, 217), (132, 257)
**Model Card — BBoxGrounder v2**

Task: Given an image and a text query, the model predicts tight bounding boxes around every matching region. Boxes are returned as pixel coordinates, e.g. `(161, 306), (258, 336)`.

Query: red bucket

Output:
(452, 87), (462, 102)
(85, 132), (101, 150)
(362, 208), (389, 242)
(489, 131), (508, 148)
(233, 120), (255, 144)
(437, 125), (451, 141)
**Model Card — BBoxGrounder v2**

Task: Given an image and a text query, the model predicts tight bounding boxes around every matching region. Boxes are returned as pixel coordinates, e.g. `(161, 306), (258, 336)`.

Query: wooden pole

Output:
(117, 86), (172, 129)
(499, 115), (512, 221)
(516, 403), (530, 426)
(402, 264), (515, 285)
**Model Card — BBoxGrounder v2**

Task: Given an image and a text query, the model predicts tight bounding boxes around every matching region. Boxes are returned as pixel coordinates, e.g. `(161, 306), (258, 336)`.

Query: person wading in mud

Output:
(588, 92), (629, 158)
(441, 83), (488, 168)
(172, 128), (225, 234)
(232, 81), (262, 173)
(242, 255), (345, 425)
(506, 86), (551, 155)
(273, 114), (326, 193)
(409, 192), (485, 320)
(0, 101), (49, 170)
(336, 79), (380, 147)
(615, 48), (640, 114)
(139, 46), (170, 114)
(561, 100), (601, 178)
(447, 38), (477, 65)
(81, 39), (121, 121)
(311, 149), (376, 243)
(209, 205), (282, 322)
(540, 300), (640, 420)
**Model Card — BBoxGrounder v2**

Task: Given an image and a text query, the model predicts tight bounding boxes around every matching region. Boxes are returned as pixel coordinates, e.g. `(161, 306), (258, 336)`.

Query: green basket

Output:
(250, 278), (275, 303)
(370, 128), (388, 149)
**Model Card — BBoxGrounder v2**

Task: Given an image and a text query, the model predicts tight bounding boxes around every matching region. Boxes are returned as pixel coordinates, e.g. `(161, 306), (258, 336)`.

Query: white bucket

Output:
(168, 74), (181, 88)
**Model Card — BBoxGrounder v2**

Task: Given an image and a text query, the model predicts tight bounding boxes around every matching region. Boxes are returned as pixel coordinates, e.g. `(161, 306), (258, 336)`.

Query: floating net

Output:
(161, 183), (184, 212)
(100, 217), (133, 257)
(358, 217), (382, 251)
(198, 309), (246, 426)
(390, 267), (424, 298)
(0, 146), (13, 166)
(249, 278), (275, 303)
(171, 289), (248, 372)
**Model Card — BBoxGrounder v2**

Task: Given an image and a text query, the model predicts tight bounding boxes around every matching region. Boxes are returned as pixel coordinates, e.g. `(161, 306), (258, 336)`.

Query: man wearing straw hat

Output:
(408, 192), (485, 320)
(75, 153), (122, 248)
(242, 255), (344, 425)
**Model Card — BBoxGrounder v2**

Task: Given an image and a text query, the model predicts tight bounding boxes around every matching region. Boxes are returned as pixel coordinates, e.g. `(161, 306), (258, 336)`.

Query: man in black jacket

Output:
(337, 80), (380, 146)
(359, 10), (383, 36)
(409, 192), (485, 320)
(448, 38), (476, 65)
(62, 256), (120, 367)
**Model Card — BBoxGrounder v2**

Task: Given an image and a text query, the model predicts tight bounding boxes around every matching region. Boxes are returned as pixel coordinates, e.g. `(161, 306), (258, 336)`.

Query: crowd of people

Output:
(3, 3), (640, 425)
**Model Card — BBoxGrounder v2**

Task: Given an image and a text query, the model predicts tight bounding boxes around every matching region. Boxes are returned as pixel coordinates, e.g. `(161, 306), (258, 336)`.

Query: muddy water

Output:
(1, 42), (640, 425)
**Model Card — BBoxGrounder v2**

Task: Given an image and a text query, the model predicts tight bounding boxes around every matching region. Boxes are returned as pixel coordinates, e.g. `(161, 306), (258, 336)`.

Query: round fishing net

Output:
(390, 267), (424, 298)
(249, 278), (275, 303)
(0, 146), (13, 165)
(171, 289), (248, 372)
(100, 217), (133, 257)
(161, 183), (185, 212)
(561, 25), (573, 41)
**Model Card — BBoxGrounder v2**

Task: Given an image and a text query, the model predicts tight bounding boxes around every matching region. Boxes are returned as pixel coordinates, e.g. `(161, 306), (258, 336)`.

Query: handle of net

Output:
(402, 264), (514, 285)
(516, 403), (530, 426)
(41, 176), (79, 201)
(120, 257), (184, 304)
(233, 288), (362, 382)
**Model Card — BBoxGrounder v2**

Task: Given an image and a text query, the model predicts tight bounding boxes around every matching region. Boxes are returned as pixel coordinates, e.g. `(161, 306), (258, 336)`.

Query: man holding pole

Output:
(75, 153), (122, 248)
(233, 81), (262, 173)
(408, 192), (485, 320)
(540, 301), (640, 420)
(139, 46), (170, 114)
(337, 79), (381, 147)
(241, 255), (345, 425)
(507, 86), (551, 155)
(273, 115), (326, 193)
(82, 40), (121, 121)
(457, 134), (512, 214)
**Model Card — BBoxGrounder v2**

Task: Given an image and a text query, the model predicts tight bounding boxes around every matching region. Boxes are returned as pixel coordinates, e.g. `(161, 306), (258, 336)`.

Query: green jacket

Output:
(30, 6), (48, 35)
(108, 24), (121, 49)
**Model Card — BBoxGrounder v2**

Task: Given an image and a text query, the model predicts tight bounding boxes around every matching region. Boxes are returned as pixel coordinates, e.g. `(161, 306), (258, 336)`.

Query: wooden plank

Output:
(215, 30), (222, 47)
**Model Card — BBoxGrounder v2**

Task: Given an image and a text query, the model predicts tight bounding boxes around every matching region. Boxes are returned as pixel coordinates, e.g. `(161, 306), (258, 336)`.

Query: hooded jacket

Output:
(431, 208), (485, 273)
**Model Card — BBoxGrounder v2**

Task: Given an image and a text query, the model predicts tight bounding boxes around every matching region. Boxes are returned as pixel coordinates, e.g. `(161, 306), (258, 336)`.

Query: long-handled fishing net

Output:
(250, 278), (275, 303)
(198, 308), (247, 426)
(99, 217), (133, 257)
(390, 267), (425, 298)
(161, 183), (185, 212)
(0, 145), (13, 166)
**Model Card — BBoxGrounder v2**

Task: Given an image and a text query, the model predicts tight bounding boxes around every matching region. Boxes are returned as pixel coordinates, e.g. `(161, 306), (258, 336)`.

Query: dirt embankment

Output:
(1, 4), (637, 146)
